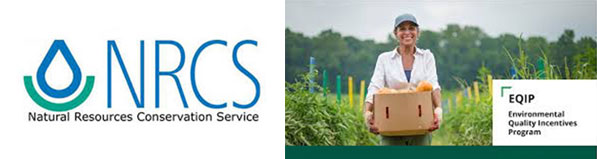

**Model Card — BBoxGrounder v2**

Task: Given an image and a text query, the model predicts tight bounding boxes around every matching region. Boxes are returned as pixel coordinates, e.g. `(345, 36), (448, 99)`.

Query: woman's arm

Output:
(427, 51), (442, 131)
(364, 54), (387, 134)
(432, 89), (441, 109)
(364, 54), (387, 107)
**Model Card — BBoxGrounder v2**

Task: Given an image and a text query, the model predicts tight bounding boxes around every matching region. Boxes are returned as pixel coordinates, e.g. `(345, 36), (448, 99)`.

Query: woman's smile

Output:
(402, 34), (414, 41)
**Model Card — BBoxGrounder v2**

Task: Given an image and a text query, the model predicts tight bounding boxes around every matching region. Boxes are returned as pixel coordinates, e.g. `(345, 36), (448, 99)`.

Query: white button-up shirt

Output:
(365, 47), (441, 104)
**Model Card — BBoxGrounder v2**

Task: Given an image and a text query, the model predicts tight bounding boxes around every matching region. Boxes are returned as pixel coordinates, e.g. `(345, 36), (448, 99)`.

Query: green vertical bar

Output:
(537, 58), (545, 79)
(322, 70), (327, 96)
(336, 75), (341, 104)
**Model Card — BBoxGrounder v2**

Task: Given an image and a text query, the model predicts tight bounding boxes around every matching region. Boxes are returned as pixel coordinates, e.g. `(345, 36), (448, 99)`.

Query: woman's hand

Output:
(429, 89), (442, 131)
(364, 102), (379, 134)
(429, 107), (443, 131)
(365, 111), (379, 134)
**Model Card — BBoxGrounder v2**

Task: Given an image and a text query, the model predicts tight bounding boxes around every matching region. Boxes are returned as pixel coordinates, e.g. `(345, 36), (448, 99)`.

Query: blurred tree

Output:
(285, 26), (597, 91)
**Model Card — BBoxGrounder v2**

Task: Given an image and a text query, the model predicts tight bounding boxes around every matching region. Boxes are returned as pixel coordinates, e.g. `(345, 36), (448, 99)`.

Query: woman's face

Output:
(394, 21), (419, 47)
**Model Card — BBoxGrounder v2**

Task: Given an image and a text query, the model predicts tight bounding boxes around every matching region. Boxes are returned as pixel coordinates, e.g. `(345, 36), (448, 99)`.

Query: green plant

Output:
(504, 36), (596, 79)
(441, 90), (492, 145)
(285, 72), (378, 146)
(434, 73), (493, 145)
(571, 47), (597, 79)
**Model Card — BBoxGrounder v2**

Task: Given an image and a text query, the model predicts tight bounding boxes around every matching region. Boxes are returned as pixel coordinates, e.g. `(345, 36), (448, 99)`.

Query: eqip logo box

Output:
(493, 80), (597, 145)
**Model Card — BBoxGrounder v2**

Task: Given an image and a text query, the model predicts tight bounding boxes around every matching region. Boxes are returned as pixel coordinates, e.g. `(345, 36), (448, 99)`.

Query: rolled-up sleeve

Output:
(365, 54), (386, 104)
(427, 52), (441, 90)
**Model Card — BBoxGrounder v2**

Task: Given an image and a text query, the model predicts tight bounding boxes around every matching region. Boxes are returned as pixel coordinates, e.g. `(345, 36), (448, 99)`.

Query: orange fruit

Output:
(416, 81), (433, 92)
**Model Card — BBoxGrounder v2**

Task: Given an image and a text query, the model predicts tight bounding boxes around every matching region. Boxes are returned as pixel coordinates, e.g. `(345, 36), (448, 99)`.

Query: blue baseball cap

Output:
(394, 13), (418, 29)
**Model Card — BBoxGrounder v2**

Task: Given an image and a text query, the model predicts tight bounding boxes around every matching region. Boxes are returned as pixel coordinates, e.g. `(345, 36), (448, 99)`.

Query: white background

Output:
(0, 0), (284, 158)
(493, 80), (597, 145)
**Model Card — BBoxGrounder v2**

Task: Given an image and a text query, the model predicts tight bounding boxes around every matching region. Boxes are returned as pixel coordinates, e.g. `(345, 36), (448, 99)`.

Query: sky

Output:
(286, 0), (597, 42)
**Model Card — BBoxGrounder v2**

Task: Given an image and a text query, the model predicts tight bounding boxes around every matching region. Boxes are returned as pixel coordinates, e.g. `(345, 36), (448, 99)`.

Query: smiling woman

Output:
(363, 13), (443, 146)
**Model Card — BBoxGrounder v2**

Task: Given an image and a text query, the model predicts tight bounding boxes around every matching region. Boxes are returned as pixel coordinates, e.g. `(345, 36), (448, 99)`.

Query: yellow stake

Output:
(359, 80), (365, 111)
(456, 91), (462, 108)
(487, 75), (493, 95)
(474, 81), (480, 103)
(348, 76), (353, 108)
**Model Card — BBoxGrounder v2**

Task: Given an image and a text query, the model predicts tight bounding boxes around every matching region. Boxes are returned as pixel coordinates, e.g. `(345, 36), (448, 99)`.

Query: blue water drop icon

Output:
(36, 40), (82, 98)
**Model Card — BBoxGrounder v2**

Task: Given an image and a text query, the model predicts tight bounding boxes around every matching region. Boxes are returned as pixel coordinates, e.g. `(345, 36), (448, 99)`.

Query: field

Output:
(285, 40), (596, 145)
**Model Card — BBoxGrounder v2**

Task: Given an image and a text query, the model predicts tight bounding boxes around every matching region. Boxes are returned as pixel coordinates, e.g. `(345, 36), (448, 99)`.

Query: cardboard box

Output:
(373, 91), (433, 136)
